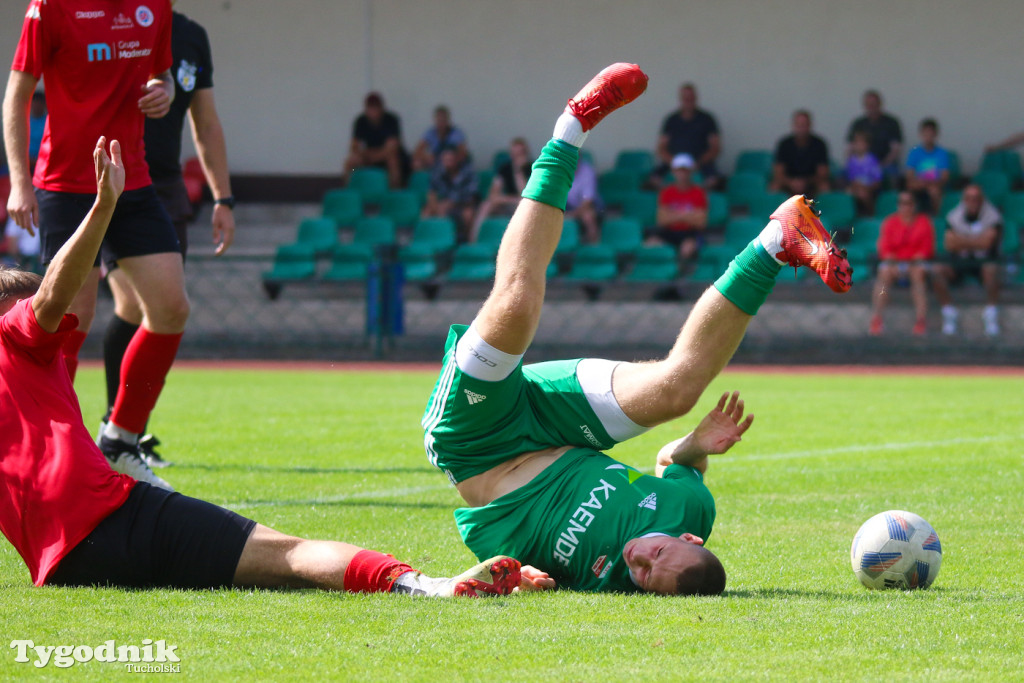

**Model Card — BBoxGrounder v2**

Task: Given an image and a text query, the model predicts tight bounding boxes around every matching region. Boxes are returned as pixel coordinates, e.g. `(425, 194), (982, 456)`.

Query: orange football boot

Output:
(769, 195), (853, 293)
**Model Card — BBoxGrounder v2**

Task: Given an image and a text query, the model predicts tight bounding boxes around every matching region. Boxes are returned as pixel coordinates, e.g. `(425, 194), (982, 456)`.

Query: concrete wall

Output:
(4, 0), (1022, 175)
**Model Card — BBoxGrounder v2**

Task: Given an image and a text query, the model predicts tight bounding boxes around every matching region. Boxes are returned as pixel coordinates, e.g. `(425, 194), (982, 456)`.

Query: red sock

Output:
(343, 550), (414, 593)
(62, 329), (88, 382)
(109, 328), (183, 434)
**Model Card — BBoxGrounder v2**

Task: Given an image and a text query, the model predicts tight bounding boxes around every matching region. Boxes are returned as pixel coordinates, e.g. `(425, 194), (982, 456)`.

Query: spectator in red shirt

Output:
(0, 137), (527, 598)
(869, 191), (935, 335)
(653, 153), (708, 262)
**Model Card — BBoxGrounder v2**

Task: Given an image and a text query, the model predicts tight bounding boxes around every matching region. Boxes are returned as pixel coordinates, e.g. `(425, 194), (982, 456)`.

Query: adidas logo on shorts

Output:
(464, 389), (487, 405)
(638, 493), (657, 511)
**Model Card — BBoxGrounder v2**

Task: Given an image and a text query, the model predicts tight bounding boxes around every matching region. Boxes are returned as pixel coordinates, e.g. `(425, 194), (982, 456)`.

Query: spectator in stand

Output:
(654, 83), (721, 189)
(905, 118), (950, 215)
(771, 110), (830, 196)
(412, 105), (469, 172)
(868, 191), (935, 336)
(343, 92), (409, 189)
(470, 138), (532, 241)
(845, 90), (903, 185)
(421, 146), (477, 241)
(652, 154), (708, 262)
(932, 184), (1003, 337)
(565, 154), (602, 243)
(845, 130), (883, 215)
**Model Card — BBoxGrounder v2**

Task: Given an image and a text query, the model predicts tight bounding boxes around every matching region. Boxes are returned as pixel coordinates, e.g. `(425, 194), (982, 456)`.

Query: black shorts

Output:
(48, 483), (256, 589)
(941, 254), (999, 284)
(152, 177), (193, 258)
(37, 186), (181, 270)
(656, 227), (703, 250)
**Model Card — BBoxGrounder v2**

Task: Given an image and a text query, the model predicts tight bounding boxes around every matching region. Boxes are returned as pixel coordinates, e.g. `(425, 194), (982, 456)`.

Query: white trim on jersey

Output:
(422, 353), (458, 469)
(454, 323), (523, 382)
(576, 358), (649, 443)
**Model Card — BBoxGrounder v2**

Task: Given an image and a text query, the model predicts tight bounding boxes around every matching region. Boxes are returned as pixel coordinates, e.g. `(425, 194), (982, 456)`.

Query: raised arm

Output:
(32, 138), (125, 332)
(655, 391), (753, 477)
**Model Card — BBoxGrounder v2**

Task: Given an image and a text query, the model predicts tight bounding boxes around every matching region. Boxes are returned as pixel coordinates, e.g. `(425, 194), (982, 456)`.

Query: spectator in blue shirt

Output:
(422, 146), (478, 240)
(905, 118), (950, 214)
(413, 105), (469, 172)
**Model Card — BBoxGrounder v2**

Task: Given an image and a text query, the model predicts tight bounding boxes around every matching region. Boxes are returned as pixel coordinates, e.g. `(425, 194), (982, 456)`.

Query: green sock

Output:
(521, 139), (578, 211)
(713, 239), (783, 315)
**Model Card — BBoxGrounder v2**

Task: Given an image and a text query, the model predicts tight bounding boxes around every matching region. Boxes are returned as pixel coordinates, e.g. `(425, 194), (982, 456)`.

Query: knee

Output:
(146, 293), (190, 332)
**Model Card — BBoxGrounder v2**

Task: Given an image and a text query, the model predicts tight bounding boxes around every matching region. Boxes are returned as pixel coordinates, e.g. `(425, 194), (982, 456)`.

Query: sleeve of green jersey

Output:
(662, 463), (705, 482)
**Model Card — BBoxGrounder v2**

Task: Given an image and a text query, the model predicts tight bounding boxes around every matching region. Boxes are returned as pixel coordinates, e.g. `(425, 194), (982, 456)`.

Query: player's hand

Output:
(6, 178), (39, 235)
(211, 203), (235, 256)
(138, 79), (172, 118)
(513, 565), (556, 592)
(94, 137), (125, 208)
(691, 391), (754, 456)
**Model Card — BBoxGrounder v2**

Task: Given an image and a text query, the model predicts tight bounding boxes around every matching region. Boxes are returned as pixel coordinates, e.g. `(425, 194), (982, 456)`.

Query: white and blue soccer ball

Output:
(850, 510), (942, 590)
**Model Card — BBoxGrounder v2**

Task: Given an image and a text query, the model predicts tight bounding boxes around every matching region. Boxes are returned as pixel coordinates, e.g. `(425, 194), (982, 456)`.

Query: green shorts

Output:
(422, 325), (644, 484)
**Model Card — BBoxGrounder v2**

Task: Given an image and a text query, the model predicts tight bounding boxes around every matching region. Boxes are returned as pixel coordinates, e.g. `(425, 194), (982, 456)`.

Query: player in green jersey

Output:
(422, 63), (852, 595)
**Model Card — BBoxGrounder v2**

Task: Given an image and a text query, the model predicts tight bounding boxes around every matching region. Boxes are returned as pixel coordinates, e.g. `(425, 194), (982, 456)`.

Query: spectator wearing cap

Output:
(652, 153), (708, 262)
(412, 105), (469, 172)
(344, 92), (410, 188)
(771, 109), (831, 196)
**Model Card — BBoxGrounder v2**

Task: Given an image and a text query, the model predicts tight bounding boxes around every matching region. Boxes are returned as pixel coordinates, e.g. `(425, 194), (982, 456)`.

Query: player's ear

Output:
(678, 533), (704, 546)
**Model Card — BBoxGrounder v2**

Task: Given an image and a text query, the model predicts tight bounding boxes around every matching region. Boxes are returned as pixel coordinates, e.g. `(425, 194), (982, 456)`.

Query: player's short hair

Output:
(0, 267), (42, 306)
(674, 546), (727, 596)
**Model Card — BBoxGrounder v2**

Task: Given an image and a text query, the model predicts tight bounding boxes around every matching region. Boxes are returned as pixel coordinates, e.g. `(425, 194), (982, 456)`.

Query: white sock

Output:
(756, 219), (786, 264)
(941, 305), (957, 318)
(984, 305), (998, 318)
(103, 421), (139, 445)
(391, 571), (445, 596)
(553, 112), (588, 148)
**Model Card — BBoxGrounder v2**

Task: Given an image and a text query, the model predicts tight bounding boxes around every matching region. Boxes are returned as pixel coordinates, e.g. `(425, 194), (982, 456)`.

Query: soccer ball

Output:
(850, 510), (942, 590)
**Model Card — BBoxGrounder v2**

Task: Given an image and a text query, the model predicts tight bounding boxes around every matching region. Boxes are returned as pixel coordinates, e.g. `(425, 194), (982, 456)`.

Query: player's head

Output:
(851, 130), (870, 155)
(0, 267), (42, 315)
(862, 89), (882, 115)
(364, 92), (385, 121)
(918, 118), (939, 145)
(678, 83), (697, 110)
(792, 109), (812, 137)
(897, 190), (917, 218)
(434, 105), (451, 128)
(623, 534), (726, 596)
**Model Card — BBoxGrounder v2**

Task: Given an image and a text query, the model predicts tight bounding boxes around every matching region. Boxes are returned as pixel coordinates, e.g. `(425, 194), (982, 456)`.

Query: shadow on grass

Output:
(725, 586), (951, 600)
(177, 463), (437, 475)
(227, 498), (453, 509)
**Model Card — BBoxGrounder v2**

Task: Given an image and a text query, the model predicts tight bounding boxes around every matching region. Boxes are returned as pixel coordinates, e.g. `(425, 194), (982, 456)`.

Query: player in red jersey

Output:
(3, 0), (185, 488)
(0, 137), (525, 597)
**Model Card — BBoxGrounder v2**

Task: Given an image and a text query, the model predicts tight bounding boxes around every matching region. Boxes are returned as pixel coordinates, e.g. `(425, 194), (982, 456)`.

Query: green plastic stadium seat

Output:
(321, 189), (363, 229)
(287, 217), (338, 256)
(844, 218), (881, 265)
(398, 243), (438, 282)
(263, 243), (317, 282)
(555, 219), (581, 255)
(734, 150), (774, 180)
(971, 171), (1011, 207)
(946, 150), (961, 184)
(352, 216), (396, 247)
(1001, 192), (1024, 225)
(598, 169), (643, 209)
(874, 190), (899, 218)
(476, 170), (495, 199)
(814, 192), (857, 231)
(614, 149), (655, 176)
(323, 243), (373, 282)
(477, 217), (510, 246)
(491, 150), (511, 172)
(747, 192), (789, 222)
(620, 191), (658, 230)
(565, 245), (618, 281)
(347, 167), (389, 205)
(706, 192), (729, 230)
(1002, 151), (1023, 183)
(689, 258), (721, 283)
(701, 217), (762, 271)
(599, 217), (643, 255)
(407, 170), (433, 202)
(378, 190), (422, 228)
(626, 245), (678, 282)
(447, 243), (497, 281)
(1001, 219), (1021, 258)
(938, 192), (961, 219)
(726, 172), (767, 211)
(408, 217), (456, 254)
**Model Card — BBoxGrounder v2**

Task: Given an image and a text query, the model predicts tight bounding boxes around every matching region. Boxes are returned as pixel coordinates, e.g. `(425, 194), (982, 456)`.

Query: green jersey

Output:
(454, 448), (716, 592)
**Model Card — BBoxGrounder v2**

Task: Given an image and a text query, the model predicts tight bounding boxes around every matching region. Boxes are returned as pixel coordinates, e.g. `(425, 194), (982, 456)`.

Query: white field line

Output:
(225, 434), (1023, 508)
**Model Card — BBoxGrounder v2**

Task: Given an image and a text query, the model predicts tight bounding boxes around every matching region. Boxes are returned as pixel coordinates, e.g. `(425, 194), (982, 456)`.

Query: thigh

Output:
(35, 189), (97, 265)
(153, 179), (193, 259)
(101, 186), (181, 269)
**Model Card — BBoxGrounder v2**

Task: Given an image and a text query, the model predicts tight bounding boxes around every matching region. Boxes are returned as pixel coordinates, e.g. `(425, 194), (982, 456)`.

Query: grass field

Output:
(1, 366), (1022, 681)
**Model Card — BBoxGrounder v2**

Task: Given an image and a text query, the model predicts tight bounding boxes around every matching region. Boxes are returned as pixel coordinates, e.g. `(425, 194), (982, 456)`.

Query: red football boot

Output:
(566, 63), (649, 132)
(769, 195), (853, 293)
(450, 556), (521, 597)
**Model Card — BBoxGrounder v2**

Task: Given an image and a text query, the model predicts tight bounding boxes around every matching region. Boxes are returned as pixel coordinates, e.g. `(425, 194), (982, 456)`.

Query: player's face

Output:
(623, 535), (707, 595)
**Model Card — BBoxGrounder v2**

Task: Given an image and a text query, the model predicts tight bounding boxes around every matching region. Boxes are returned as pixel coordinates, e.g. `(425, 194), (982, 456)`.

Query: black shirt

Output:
(144, 12), (214, 183)
(660, 109), (719, 160)
(774, 134), (830, 179)
(496, 161), (531, 196)
(353, 112), (402, 150)
(846, 113), (903, 163)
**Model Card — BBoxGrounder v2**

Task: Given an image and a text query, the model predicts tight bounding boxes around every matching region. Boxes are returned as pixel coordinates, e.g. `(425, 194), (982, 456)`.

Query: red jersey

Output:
(658, 184), (708, 232)
(0, 298), (136, 585)
(878, 213), (935, 261)
(12, 0), (173, 193)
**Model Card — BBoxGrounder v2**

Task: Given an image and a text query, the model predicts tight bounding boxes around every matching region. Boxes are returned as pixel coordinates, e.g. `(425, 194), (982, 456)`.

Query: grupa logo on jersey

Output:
(84, 6), (157, 64)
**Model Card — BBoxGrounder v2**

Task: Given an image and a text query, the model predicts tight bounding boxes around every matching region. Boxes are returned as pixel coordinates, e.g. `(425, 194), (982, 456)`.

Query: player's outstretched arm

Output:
(655, 391), (753, 477)
(32, 138), (124, 332)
